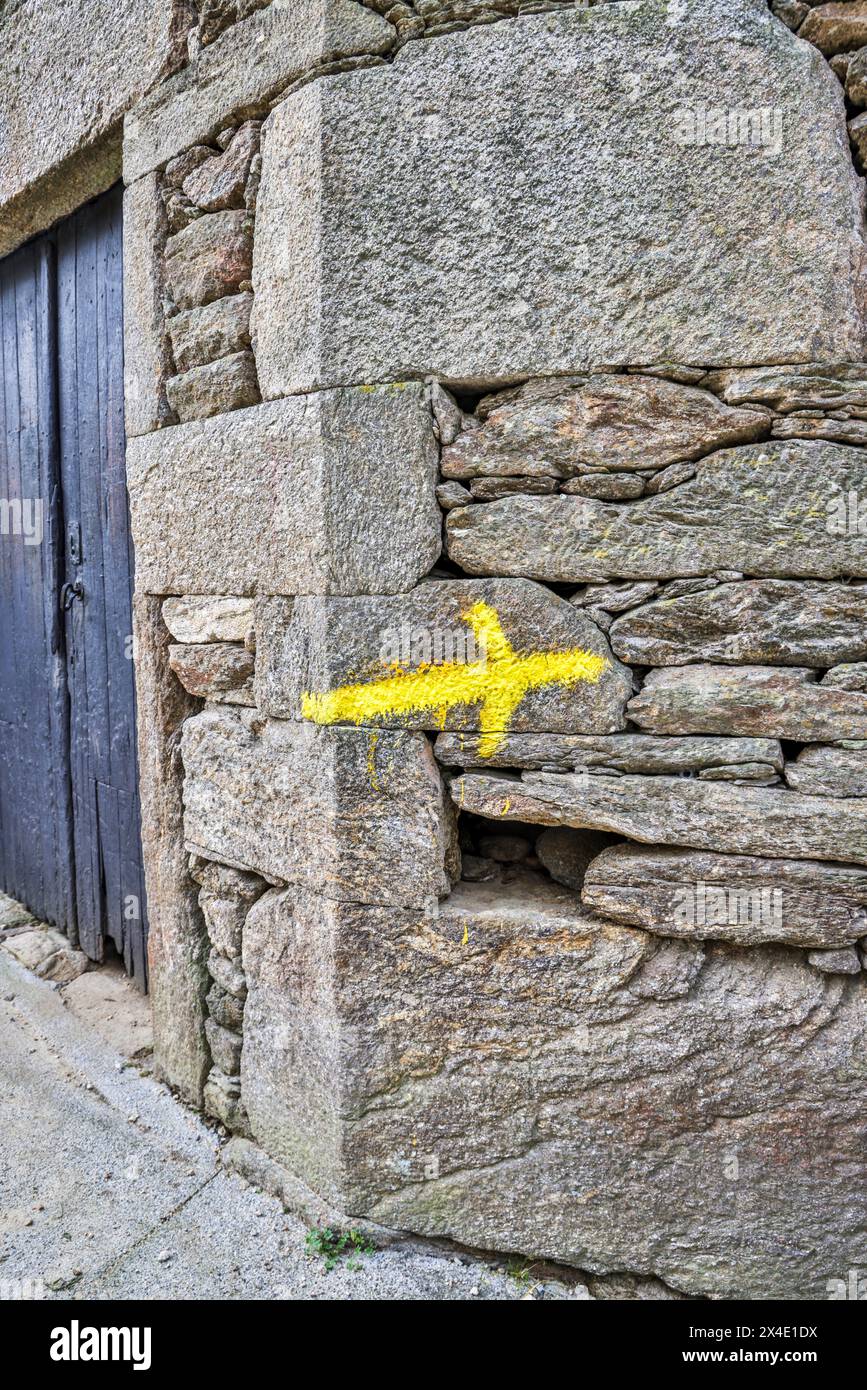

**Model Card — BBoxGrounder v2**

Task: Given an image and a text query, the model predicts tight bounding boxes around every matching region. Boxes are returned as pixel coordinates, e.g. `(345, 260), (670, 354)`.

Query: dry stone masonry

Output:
(9, 0), (861, 1299)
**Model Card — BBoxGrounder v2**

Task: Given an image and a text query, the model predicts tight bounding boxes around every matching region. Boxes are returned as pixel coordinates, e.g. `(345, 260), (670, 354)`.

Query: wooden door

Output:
(0, 187), (148, 987)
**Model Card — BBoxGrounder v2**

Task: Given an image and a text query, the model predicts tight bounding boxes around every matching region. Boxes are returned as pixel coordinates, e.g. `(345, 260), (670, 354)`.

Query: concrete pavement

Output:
(0, 943), (584, 1301)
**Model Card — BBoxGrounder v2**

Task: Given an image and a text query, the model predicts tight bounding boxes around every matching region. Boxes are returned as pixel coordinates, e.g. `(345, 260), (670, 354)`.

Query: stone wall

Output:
(32, 0), (866, 1297)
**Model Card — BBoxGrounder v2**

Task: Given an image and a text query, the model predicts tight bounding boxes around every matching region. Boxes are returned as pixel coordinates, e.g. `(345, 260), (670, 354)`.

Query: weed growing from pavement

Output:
(305, 1226), (375, 1273)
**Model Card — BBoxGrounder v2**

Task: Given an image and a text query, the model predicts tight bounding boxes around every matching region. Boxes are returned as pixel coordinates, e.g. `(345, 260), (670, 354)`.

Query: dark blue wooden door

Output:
(0, 237), (75, 931)
(0, 186), (148, 987)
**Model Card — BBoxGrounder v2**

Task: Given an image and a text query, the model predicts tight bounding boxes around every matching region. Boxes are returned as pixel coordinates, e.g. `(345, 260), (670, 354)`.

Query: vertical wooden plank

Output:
(0, 235), (74, 927)
(57, 185), (148, 987)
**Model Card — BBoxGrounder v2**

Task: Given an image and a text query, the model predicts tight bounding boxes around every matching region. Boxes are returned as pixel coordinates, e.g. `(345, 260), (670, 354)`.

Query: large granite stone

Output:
(255, 580), (632, 741)
(240, 876), (867, 1298)
(449, 769), (867, 865)
(127, 385), (440, 595)
(440, 375), (768, 479)
(123, 0), (395, 182)
(446, 441), (867, 583)
(629, 665), (867, 741)
(582, 844), (867, 948)
(180, 706), (457, 906)
(434, 731), (783, 774)
(131, 597), (210, 1106)
(610, 580), (867, 667)
(123, 175), (174, 438)
(0, 0), (190, 258)
(253, 1), (866, 395)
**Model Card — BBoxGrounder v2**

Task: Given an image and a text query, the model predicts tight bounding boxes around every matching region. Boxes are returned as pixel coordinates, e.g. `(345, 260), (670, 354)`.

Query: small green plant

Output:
(305, 1225), (375, 1273)
(506, 1258), (535, 1287)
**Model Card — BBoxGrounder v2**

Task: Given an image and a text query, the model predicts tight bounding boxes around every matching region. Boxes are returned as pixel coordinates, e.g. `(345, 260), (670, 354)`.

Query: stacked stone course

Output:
(114, 0), (867, 1297)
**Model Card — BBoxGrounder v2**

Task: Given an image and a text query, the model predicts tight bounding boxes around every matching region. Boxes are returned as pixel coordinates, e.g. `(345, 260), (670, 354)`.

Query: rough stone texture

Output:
(180, 707), (457, 906)
(446, 441), (867, 583)
(203, 1066), (249, 1133)
(785, 746), (867, 797)
(434, 731), (783, 775)
(199, 0), (273, 48)
(704, 362), (867, 411)
(441, 376), (768, 479)
(207, 982), (245, 1032)
(582, 844), (867, 948)
(806, 947), (862, 975)
(824, 662), (867, 691)
(254, 580), (632, 735)
(168, 643), (256, 704)
(127, 386), (440, 596)
(168, 293), (253, 373)
(629, 665), (867, 741)
(0, 0), (191, 258)
(3, 926), (90, 982)
(572, 581), (660, 614)
(182, 122), (261, 211)
(535, 827), (616, 891)
(191, 858), (267, 960)
(205, 1018), (243, 1075)
(123, 175), (175, 438)
(253, 2), (867, 396)
(846, 44), (867, 105)
(162, 596), (254, 644)
(239, 876), (867, 1299)
(799, 1), (867, 56)
(450, 769), (867, 866)
(164, 212), (253, 311)
(132, 596), (210, 1106)
(123, 0), (395, 182)
(609, 581), (867, 667)
(165, 350), (260, 423)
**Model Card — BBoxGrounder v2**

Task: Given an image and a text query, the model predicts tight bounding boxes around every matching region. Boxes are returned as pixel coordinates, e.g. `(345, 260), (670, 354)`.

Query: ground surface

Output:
(0, 927), (582, 1301)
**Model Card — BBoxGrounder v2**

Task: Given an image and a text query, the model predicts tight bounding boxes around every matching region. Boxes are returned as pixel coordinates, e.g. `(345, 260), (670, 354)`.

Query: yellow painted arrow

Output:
(301, 601), (609, 757)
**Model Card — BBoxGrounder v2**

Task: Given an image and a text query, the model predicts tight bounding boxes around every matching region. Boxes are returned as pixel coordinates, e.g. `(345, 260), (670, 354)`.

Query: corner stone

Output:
(253, 1), (866, 394)
(127, 385), (440, 596)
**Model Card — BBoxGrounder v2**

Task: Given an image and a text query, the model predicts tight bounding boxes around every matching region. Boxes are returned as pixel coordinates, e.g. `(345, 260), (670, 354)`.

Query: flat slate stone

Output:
(254, 580), (632, 738)
(449, 769), (867, 865)
(253, 0), (866, 394)
(446, 441), (867, 583)
(244, 877), (867, 1297)
(628, 665), (867, 741)
(440, 375), (767, 479)
(434, 731), (783, 775)
(704, 362), (867, 411)
(785, 745), (867, 797)
(610, 580), (867, 667)
(127, 385), (440, 596)
(824, 662), (867, 691)
(181, 706), (457, 908)
(581, 843), (867, 947)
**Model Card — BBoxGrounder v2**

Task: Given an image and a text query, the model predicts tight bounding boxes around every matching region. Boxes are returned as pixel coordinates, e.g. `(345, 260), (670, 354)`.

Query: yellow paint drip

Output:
(301, 601), (609, 757)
